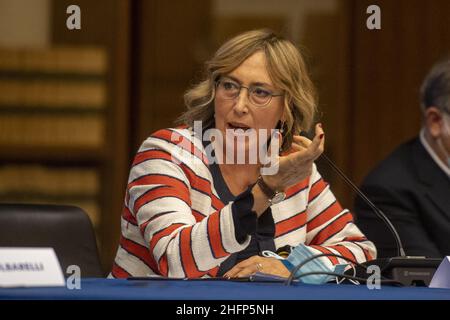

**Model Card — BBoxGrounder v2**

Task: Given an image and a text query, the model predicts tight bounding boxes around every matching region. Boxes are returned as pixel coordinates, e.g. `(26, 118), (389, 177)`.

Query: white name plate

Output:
(0, 248), (65, 288)
(429, 256), (450, 289)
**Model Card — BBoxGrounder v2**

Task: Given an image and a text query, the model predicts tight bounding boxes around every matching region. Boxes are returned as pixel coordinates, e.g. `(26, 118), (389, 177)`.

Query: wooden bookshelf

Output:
(0, 43), (114, 274)
(49, 0), (131, 273)
(0, 145), (106, 163)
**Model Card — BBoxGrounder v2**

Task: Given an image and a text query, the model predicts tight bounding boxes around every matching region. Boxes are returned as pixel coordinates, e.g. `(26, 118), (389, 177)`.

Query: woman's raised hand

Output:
(263, 123), (324, 191)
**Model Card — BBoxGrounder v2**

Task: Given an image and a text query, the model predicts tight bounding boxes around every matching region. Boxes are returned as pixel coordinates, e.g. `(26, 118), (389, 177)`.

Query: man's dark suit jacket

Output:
(354, 137), (450, 258)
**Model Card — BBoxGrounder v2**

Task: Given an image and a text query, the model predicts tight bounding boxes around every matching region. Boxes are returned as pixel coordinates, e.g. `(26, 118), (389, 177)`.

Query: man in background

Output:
(355, 59), (450, 258)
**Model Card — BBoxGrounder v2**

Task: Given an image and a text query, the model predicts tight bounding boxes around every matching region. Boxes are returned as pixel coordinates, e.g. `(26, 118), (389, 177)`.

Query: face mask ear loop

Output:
(261, 250), (284, 260)
(336, 264), (358, 285)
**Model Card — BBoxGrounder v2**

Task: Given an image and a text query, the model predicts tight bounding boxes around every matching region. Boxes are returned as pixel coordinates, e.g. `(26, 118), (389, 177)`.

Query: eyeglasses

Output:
(215, 77), (283, 107)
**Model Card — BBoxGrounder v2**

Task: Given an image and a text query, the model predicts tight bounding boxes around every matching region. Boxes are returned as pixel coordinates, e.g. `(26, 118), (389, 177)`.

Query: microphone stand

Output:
(319, 153), (441, 286)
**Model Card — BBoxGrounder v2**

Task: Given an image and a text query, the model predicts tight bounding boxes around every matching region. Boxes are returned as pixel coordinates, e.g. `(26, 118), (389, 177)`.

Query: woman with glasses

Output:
(110, 29), (376, 279)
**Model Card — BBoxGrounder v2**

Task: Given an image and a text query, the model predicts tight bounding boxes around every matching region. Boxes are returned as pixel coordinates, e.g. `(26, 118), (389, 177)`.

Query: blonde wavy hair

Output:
(177, 29), (317, 152)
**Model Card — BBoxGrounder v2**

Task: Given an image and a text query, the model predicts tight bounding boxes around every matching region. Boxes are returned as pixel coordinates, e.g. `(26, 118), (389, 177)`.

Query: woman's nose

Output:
(233, 88), (250, 115)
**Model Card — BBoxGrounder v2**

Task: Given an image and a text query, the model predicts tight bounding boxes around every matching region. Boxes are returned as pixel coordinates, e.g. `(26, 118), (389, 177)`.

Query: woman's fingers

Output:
(286, 136), (311, 158)
(234, 266), (259, 278)
(290, 142), (303, 152)
(224, 256), (260, 278)
(308, 123), (324, 158)
(292, 124), (324, 163)
(224, 256), (291, 279)
(292, 135), (312, 148)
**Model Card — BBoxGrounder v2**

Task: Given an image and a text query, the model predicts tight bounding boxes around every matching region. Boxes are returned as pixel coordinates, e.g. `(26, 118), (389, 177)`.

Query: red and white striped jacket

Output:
(110, 127), (376, 278)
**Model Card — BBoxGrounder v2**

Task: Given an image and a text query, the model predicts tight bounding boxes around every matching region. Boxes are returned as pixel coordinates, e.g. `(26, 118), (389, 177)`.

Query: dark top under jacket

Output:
(202, 139), (276, 276)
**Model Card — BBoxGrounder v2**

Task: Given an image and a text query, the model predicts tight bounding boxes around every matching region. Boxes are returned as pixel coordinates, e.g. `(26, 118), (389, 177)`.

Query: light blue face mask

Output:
(286, 244), (348, 285)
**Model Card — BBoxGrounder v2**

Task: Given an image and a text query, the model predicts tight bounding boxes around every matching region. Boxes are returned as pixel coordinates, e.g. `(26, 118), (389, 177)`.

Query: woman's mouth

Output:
(227, 122), (251, 132)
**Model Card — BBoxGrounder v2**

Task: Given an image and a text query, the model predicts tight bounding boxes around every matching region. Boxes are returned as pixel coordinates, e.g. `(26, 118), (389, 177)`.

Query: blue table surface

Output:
(1, 278), (450, 300)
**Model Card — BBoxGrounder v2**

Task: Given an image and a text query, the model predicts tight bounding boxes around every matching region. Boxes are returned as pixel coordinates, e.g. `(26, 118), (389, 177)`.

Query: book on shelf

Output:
(0, 164), (101, 228)
(0, 79), (106, 110)
(0, 114), (105, 148)
(0, 45), (111, 233)
(0, 165), (100, 196)
(0, 46), (107, 75)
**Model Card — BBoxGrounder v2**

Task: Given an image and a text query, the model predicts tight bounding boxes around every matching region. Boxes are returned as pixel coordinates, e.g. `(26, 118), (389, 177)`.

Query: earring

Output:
(279, 122), (285, 153)
(280, 122), (287, 153)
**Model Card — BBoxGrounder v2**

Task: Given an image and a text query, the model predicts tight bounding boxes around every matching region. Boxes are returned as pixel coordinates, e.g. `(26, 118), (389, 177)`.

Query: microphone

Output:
(319, 153), (406, 257)
(301, 131), (442, 286)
